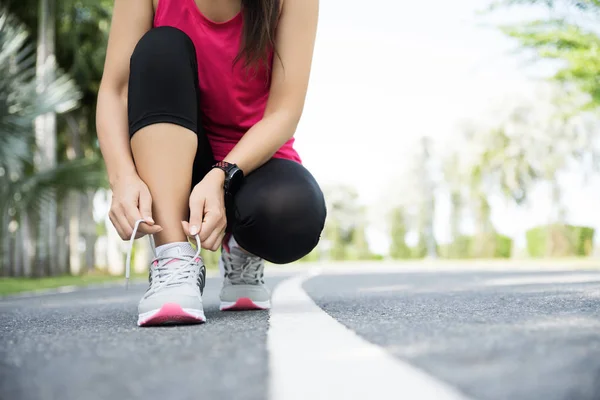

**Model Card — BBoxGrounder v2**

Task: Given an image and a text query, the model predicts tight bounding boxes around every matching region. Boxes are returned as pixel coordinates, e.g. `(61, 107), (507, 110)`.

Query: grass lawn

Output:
(0, 273), (132, 297)
(0, 264), (219, 297)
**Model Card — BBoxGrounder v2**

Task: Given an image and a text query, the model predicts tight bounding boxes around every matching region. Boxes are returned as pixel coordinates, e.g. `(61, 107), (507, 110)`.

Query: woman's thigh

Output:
(228, 158), (327, 264)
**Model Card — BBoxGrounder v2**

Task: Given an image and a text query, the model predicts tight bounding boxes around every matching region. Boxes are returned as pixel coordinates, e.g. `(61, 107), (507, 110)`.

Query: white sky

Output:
(293, 0), (600, 252)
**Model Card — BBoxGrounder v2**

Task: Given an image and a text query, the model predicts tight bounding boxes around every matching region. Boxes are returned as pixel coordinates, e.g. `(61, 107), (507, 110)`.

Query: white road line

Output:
(484, 273), (600, 286)
(267, 270), (470, 400)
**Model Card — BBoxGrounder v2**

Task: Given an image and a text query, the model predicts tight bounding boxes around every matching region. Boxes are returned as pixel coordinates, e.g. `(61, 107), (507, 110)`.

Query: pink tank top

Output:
(153, 0), (301, 163)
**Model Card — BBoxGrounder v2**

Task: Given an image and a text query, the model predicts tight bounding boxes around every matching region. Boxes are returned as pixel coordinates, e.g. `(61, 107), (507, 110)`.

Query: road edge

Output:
(0, 270), (221, 300)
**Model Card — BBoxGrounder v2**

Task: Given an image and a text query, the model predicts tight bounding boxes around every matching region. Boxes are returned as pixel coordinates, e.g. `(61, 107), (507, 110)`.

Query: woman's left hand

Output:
(182, 169), (227, 251)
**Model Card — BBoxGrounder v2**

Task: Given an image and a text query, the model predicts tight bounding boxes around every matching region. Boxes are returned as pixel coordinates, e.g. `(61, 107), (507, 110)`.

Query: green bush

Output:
(495, 234), (513, 258)
(471, 233), (495, 258)
(445, 235), (472, 259)
(470, 233), (512, 259)
(526, 227), (546, 257)
(441, 233), (512, 259)
(526, 225), (595, 257)
(575, 226), (595, 256)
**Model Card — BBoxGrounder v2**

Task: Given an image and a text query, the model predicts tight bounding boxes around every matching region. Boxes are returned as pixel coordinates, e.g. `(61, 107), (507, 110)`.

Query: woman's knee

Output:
(233, 182), (327, 264)
(128, 27), (199, 137)
(130, 27), (196, 72)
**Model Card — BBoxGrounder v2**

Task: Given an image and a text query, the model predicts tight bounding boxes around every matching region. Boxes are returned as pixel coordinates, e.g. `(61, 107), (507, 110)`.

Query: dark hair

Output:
(236, 0), (281, 69)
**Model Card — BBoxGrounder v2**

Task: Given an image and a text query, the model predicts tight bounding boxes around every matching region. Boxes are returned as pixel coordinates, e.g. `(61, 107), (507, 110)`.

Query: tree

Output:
(6, 0), (113, 275)
(0, 9), (106, 277)
(448, 86), (599, 258)
(389, 208), (411, 259)
(493, 0), (600, 109)
(441, 152), (469, 258)
(410, 137), (438, 258)
(350, 215), (372, 260)
(34, 0), (58, 275)
(322, 184), (363, 260)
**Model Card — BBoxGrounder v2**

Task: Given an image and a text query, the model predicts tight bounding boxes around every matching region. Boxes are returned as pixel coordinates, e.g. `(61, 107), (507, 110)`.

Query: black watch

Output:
(212, 161), (244, 196)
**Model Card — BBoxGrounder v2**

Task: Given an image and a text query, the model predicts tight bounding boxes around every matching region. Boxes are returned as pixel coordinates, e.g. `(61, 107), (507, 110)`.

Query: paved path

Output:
(1, 266), (600, 400)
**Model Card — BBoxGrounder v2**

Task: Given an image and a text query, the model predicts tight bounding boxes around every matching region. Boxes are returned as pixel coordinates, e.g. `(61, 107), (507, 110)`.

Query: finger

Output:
(204, 228), (226, 252)
(136, 225), (163, 238)
(122, 203), (146, 239)
(138, 223), (163, 236)
(116, 209), (134, 239)
(182, 221), (198, 242)
(188, 196), (206, 237)
(124, 201), (143, 230)
(134, 220), (163, 237)
(214, 231), (226, 252)
(123, 202), (162, 237)
(109, 211), (126, 241)
(138, 187), (155, 225)
(199, 210), (222, 243)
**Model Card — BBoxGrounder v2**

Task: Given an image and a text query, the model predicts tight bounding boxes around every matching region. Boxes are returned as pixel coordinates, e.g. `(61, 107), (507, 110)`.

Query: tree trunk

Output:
(474, 193), (493, 235)
(449, 190), (461, 242)
(68, 192), (82, 275)
(418, 137), (437, 259)
(551, 179), (564, 224)
(12, 229), (21, 277)
(82, 191), (97, 272)
(21, 213), (34, 277)
(34, 0), (58, 276)
(67, 115), (97, 274)
(1, 208), (10, 276)
(57, 198), (70, 275)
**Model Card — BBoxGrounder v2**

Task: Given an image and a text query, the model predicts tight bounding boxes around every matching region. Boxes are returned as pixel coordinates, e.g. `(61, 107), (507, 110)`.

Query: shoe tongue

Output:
(157, 243), (196, 259)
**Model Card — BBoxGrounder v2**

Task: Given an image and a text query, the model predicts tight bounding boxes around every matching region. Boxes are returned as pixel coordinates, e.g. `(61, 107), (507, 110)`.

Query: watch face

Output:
(227, 168), (244, 195)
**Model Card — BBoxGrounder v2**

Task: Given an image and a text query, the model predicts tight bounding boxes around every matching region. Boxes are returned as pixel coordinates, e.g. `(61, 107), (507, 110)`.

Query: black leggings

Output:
(127, 26), (327, 264)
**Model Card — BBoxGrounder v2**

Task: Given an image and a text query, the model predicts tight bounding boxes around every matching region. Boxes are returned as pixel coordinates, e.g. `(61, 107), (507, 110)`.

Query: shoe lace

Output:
(125, 219), (201, 292)
(148, 255), (199, 294)
(223, 249), (264, 285)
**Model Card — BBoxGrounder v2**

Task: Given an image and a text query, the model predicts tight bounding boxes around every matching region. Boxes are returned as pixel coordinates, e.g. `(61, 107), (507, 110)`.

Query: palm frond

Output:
(0, 8), (81, 176)
(9, 157), (107, 214)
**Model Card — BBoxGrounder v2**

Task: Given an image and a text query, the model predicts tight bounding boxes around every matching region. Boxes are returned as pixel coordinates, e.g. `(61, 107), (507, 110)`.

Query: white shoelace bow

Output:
(125, 219), (201, 290)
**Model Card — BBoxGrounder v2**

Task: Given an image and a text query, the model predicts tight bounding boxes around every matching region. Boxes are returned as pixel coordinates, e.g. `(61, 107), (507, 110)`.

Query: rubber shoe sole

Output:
(220, 298), (271, 311)
(138, 303), (206, 326)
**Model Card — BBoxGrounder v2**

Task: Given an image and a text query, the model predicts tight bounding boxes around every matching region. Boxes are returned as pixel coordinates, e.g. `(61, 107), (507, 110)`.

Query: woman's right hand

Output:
(109, 173), (163, 240)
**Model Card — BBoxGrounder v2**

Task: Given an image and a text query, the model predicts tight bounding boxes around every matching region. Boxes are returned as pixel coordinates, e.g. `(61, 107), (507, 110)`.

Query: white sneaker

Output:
(137, 243), (206, 326)
(219, 236), (271, 311)
(125, 220), (206, 326)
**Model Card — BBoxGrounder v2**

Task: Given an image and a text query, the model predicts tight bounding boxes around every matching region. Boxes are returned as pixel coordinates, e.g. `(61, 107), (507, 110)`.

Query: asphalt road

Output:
(305, 270), (600, 400)
(1, 266), (600, 400)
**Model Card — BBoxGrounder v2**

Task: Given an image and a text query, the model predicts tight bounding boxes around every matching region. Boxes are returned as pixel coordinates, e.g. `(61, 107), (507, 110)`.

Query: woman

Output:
(96, 0), (325, 326)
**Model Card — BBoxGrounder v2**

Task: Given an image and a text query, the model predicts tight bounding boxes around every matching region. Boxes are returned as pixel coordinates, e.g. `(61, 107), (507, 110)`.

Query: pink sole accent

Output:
(221, 298), (268, 311)
(139, 303), (205, 327)
(222, 233), (232, 253)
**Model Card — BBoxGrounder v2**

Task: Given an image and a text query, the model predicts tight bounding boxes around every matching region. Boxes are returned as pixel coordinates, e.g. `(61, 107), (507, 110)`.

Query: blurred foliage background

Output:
(0, 0), (599, 285)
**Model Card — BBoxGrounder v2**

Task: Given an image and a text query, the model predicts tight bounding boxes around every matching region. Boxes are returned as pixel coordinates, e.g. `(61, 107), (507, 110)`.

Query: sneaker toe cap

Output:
(139, 290), (203, 314)
(220, 284), (271, 302)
